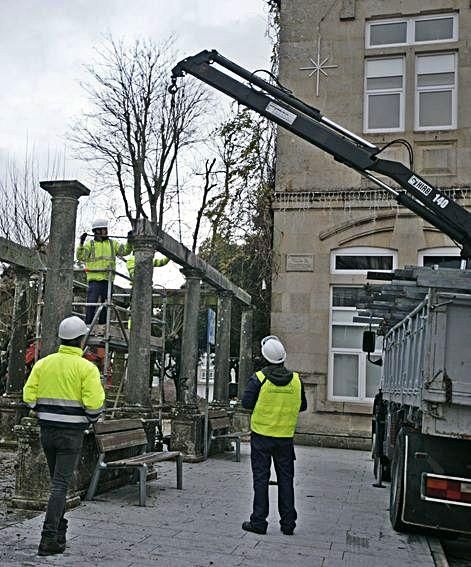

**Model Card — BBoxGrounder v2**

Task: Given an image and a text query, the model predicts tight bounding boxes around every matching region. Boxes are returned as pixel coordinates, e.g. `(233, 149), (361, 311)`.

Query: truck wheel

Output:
(390, 429), (407, 532)
(381, 458), (391, 482)
(372, 432), (391, 483)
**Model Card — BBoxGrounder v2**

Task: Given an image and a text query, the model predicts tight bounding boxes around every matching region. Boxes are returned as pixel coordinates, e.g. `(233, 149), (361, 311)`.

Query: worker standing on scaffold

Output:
(125, 253), (170, 281)
(76, 218), (133, 327)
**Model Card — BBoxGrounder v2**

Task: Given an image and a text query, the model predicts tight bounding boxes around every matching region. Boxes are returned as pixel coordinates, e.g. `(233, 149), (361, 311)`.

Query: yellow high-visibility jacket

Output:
(126, 255), (170, 280)
(250, 370), (302, 437)
(23, 345), (105, 429)
(76, 239), (132, 282)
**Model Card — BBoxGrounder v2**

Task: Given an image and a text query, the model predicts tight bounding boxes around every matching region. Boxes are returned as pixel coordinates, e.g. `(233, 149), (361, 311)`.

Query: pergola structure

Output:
(0, 180), (254, 462)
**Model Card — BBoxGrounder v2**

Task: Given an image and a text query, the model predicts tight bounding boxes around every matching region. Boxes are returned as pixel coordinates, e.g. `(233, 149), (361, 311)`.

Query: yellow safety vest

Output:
(250, 370), (302, 438)
(126, 255), (170, 280)
(23, 345), (105, 429)
(76, 239), (132, 282)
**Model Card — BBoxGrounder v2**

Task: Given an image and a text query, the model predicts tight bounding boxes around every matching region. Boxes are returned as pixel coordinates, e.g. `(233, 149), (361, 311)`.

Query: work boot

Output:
(242, 521), (267, 535)
(281, 527), (294, 535)
(37, 536), (65, 556)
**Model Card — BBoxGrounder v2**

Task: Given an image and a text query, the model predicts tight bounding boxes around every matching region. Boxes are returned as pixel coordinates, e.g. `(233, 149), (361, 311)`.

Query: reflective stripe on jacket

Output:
(126, 255), (170, 280)
(23, 345), (105, 429)
(76, 239), (132, 282)
(250, 370), (302, 438)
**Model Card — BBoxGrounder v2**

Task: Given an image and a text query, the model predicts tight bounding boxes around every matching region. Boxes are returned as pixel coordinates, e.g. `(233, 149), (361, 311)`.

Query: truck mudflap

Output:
(401, 430), (471, 534)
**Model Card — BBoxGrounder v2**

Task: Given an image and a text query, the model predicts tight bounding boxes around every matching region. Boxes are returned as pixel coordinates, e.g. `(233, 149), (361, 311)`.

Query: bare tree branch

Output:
(0, 151), (55, 249)
(72, 35), (210, 227)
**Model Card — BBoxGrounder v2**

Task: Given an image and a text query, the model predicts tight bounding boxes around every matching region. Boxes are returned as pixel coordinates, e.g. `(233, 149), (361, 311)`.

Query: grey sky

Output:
(0, 1), (272, 285)
(0, 0), (272, 176)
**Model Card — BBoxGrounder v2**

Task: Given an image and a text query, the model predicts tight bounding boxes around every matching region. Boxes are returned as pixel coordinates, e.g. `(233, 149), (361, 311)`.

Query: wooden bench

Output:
(207, 414), (250, 462)
(85, 418), (182, 506)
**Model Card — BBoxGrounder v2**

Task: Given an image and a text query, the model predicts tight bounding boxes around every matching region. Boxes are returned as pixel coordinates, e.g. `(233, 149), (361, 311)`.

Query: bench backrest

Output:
(94, 419), (147, 454)
(209, 416), (231, 431)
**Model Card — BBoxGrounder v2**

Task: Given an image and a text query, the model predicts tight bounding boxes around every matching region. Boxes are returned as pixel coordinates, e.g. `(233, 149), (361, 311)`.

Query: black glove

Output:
(80, 232), (88, 244)
(127, 230), (134, 241)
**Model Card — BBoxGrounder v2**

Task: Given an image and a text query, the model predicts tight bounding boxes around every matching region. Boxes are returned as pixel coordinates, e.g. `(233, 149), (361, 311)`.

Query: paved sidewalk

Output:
(0, 445), (434, 566)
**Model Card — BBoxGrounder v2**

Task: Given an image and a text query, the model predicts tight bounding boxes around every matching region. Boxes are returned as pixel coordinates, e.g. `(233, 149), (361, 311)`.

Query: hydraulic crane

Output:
(171, 49), (471, 259)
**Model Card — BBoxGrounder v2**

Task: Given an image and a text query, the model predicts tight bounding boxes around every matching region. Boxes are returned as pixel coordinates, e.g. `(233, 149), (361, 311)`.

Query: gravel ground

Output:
(0, 449), (38, 529)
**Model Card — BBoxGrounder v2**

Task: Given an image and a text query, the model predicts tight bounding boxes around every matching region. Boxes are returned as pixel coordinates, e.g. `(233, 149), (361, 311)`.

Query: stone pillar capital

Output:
(13, 265), (31, 277)
(40, 180), (90, 200)
(217, 290), (234, 299)
(132, 235), (157, 252)
(130, 219), (157, 251)
(180, 268), (202, 281)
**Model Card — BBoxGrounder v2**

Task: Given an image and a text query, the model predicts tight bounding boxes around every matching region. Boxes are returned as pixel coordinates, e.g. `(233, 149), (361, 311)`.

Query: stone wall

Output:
(274, 0), (471, 448)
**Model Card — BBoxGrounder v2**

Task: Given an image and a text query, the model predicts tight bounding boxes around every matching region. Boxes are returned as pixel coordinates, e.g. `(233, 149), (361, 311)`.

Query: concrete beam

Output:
(0, 237), (46, 271)
(155, 228), (251, 306)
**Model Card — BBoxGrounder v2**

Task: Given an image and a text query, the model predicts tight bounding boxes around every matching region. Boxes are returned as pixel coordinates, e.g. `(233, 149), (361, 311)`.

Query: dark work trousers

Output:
(40, 426), (84, 539)
(250, 431), (297, 532)
(85, 280), (109, 324)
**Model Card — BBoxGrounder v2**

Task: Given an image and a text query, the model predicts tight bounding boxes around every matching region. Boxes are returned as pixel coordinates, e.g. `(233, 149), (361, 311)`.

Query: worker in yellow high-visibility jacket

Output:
(125, 254), (170, 280)
(125, 254), (170, 330)
(23, 316), (105, 557)
(76, 218), (133, 325)
(241, 335), (307, 537)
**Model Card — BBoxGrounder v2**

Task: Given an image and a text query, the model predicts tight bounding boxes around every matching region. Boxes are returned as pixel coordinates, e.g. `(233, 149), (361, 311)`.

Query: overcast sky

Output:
(0, 0), (272, 174)
(0, 1), (272, 285)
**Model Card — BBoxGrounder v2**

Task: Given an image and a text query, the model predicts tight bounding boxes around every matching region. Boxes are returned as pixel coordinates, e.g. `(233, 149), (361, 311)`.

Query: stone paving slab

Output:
(0, 445), (435, 566)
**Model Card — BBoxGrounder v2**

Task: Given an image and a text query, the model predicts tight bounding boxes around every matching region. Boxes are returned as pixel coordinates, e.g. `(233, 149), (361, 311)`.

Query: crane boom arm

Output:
(171, 49), (471, 258)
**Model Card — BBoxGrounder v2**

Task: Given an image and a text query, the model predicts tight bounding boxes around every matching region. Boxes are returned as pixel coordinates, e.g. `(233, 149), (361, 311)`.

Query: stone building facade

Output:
(273, 0), (471, 447)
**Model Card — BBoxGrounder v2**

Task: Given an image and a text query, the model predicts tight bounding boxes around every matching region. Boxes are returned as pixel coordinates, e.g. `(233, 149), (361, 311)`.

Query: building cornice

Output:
(272, 187), (471, 210)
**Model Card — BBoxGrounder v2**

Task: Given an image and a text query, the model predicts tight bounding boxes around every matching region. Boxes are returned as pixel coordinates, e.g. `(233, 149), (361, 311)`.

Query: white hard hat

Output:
(91, 218), (108, 230)
(261, 335), (286, 364)
(58, 316), (89, 340)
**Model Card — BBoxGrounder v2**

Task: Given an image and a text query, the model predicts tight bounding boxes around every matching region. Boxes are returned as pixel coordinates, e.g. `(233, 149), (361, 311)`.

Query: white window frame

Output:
(413, 13), (458, 45)
(328, 286), (382, 402)
(366, 17), (409, 49)
(414, 52), (457, 131)
(364, 57), (405, 133)
(331, 246), (398, 275)
(366, 13), (458, 49)
(418, 246), (461, 266)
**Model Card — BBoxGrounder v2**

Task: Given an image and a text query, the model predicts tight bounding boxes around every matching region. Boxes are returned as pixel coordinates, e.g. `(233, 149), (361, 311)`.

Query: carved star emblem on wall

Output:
(299, 37), (339, 97)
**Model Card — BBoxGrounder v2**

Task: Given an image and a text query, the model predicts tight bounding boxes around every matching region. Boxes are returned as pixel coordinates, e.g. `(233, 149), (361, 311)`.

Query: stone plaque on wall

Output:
(340, 0), (355, 20)
(416, 141), (457, 176)
(286, 254), (314, 272)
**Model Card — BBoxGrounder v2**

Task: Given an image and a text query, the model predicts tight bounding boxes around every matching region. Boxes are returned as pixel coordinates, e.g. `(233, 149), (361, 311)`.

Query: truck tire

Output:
(390, 429), (407, 532)
(372, 432), (391, 483)
(375, 457), (391, 483)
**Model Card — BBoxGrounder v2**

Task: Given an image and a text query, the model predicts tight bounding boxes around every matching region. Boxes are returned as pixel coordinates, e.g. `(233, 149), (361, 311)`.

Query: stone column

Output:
(213, 291), (232, 402)
(5, 267), (30, 393)
(171, 269), (204, 461)
(0, 268), (30, 447)
(40, 180), (90, 356)
(238, 306), (253, 398)
(178, 269), (201, 405)
(124, 219), (156, 409)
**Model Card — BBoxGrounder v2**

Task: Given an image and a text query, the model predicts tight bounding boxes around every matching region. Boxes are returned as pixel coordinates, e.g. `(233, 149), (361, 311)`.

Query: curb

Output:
(428, 537), (449, 567)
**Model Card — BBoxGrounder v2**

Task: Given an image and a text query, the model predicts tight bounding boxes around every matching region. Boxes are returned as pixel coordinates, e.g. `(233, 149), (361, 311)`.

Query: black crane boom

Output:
(171, 49), (471, 259)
